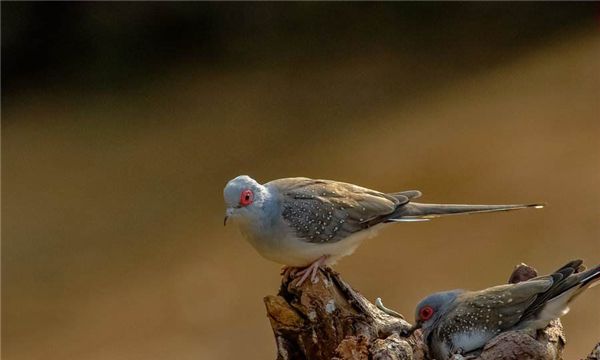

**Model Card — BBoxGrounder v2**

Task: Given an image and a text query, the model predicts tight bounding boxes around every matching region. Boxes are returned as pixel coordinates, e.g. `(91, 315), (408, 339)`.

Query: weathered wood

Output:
(264, 267), (413, 360)
(264, 263), (596, 360)
(585, 343), (600, 360)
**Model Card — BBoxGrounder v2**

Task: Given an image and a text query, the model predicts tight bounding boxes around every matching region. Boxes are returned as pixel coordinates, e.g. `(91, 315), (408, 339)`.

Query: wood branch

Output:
(263, 263), (595, 360)
(585, 342), (600, 360)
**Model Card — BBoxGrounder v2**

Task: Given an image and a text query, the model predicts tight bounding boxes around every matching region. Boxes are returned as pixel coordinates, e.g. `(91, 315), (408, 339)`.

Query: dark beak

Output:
(402, 321), (421, 337)
(224, 208), (234, 226)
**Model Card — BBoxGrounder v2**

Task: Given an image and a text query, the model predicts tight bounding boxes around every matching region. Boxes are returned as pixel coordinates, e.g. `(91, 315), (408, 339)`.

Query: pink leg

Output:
(293, 255), (328, 286)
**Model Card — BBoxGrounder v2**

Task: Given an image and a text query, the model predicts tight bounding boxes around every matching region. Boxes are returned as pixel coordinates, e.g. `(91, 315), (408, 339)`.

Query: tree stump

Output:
(264, 263), (596, 359)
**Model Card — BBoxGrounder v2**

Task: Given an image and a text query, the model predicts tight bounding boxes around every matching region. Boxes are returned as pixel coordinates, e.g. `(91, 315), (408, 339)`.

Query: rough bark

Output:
(264, 263), (596, 360)
(585, 343), (600, 360)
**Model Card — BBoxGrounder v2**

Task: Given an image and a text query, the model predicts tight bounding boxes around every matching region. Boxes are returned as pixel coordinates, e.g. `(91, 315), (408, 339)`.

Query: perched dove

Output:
(223, 175), (543, 285)
(409, 260), (600, 359)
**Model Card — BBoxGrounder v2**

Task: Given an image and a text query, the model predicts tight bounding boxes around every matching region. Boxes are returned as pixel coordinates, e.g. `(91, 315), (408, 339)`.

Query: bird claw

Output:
(292, 268), (313, 286)
(289, 255), (328, 287)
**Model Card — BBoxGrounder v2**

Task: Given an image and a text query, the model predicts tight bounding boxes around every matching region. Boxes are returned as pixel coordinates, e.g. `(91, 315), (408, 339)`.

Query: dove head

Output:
(223, 175), (270, 225)
(413, 290), (462, 336)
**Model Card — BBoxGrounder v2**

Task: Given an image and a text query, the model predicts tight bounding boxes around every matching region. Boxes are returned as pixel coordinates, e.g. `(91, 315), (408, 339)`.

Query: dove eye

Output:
(239, 189), (254, 206)
(419, 306), (434, 321)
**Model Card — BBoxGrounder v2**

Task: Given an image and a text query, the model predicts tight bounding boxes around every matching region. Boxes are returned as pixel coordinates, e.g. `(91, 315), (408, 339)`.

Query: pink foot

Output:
(292, 255), (328, 286)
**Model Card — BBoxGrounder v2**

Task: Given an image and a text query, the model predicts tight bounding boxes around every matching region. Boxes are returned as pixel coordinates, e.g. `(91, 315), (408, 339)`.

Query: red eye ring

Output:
(239, 189), (254, 206)
(419, 305), (434, 321)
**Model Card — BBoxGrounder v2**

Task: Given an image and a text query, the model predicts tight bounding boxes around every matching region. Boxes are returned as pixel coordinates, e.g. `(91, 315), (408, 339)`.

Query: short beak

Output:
(224, 208), (234, 226)
(404, 321), (421, 337)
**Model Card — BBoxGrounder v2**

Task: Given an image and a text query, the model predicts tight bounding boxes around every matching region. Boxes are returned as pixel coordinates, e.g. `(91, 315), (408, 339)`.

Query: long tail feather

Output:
(385, 202), (544, 222)
(580, 264), (600, 288)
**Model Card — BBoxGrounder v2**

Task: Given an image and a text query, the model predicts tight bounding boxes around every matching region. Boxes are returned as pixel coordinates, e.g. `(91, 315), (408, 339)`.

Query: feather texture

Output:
(422, 260), (600, 359)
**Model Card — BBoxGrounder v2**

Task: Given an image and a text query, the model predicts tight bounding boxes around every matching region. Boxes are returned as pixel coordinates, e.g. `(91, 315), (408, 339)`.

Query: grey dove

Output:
(408, 260), (600, 360)
(223, 175), (543, 285)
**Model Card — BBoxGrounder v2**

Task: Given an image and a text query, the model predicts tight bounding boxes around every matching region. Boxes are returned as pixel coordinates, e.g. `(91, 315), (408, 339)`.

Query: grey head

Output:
(413, 290), (463, 338)
(223, 175), (270, 225)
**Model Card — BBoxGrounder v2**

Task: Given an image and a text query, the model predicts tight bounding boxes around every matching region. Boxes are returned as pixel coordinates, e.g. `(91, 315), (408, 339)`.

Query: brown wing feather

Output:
(268, 178), (404, 243)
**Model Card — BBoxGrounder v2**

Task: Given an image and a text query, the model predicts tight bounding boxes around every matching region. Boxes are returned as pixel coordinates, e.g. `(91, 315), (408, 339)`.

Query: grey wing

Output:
(456, 279), (554, 331)
(269, 178), (407, 243)
(518, 260), (583, 321)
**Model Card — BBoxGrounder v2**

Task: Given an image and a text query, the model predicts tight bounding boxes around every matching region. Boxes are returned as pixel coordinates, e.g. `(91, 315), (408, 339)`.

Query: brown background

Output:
(2, 3), (599, 359)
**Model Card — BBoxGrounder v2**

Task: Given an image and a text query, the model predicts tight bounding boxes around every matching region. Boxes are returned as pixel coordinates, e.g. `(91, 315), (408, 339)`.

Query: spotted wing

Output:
(269, 178), (408, 243)
(451, 278), (554, 332)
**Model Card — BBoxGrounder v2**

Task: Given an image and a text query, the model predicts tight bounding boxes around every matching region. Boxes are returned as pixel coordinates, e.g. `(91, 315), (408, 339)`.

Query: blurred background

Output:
(2, 3), (599, 359)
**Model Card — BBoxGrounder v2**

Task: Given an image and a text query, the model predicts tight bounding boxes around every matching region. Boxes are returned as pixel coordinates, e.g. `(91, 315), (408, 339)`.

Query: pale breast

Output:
(242, 220), (385, 267)
(450, 330), (495, 354)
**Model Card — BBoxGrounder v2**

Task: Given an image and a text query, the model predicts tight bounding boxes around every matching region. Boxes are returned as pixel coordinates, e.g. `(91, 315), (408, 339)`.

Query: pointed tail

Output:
(545, 263), (600, 309)
(580, 264), (600, 289)
(518, 261), (599, 329)
(386, 202), (544, 222)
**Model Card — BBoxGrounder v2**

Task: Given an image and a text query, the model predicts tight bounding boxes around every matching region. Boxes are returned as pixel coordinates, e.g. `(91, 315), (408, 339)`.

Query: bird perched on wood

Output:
(223, 175), (544, 285)
(409, 259), (600, 360)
